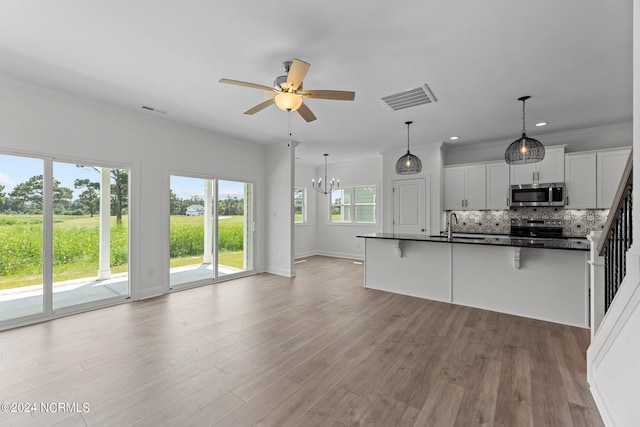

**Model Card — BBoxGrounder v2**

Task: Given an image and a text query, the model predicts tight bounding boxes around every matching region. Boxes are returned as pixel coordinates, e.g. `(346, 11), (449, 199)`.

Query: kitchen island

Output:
(357, 233), (590, 328)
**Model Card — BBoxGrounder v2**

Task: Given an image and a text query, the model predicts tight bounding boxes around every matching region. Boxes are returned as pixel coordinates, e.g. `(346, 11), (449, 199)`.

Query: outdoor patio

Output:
(0, 263), (243, 322)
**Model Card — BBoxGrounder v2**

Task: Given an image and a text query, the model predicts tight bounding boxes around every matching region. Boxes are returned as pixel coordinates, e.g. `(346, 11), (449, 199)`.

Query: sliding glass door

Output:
(169, 176), (214, 286)
(217, 180), (252, 277)
(0, 154), (44, 322)
(169, 175), (253, 288)
(0, 154), (130, 326)
(52, 161), (129, 309)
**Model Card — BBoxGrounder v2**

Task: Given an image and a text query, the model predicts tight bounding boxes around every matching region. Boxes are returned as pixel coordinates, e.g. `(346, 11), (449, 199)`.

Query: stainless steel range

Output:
(510, 218), (564, 239)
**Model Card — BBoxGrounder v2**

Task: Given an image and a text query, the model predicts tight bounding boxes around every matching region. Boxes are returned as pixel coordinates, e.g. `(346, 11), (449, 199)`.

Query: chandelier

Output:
(312, 153), (339, 195)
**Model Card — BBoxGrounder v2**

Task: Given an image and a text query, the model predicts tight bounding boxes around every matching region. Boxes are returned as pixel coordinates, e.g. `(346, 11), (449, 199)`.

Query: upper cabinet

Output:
(509, 145), (566, 185)
(444, 164), (486, 210)
(565, 152), (597, 209)
(443, 145), (630, 213)
(597, 148), (631, 209)
(486, 161), (509, 210)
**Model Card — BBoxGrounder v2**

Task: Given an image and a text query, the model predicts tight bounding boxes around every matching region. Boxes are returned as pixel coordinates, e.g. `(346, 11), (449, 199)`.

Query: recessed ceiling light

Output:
(535, 122), (548, 127)
(449, 136), (459, 141)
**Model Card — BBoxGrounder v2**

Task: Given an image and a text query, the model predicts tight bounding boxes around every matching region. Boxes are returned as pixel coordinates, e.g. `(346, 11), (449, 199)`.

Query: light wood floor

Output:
(0, 256), (603, 427)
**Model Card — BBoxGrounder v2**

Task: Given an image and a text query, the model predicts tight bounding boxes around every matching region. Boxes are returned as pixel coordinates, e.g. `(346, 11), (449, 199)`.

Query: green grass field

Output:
(0, 214), (245, 290)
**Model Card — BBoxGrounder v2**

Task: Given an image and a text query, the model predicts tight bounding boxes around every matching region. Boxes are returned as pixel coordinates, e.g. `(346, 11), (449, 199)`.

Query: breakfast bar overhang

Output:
(357, 233), (590, 328)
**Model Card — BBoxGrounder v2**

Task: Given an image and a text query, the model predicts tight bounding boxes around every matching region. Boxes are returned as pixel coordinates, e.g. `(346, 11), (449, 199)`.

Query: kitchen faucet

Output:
(448, 212), (458, 240)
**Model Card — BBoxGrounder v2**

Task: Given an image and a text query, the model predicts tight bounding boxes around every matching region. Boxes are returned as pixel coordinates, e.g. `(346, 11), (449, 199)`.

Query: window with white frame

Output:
(294, 187), (306, 223)
(330, 186), (376, 224)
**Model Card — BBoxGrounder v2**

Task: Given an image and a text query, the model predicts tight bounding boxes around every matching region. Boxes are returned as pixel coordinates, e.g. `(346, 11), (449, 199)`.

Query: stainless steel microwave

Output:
(510, 183), (565, 207)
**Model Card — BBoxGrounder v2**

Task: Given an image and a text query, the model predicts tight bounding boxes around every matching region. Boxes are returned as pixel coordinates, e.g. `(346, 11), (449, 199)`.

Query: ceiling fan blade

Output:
(297, 102), (317, 122)
(286, 59), (310, 90)
(298, 89), (355, 101)
(219, 78), (277, 93)
(244, 98), (275, 115)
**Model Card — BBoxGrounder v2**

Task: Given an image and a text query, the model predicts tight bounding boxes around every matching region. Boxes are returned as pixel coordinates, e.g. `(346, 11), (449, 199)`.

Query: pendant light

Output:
(504, 96), (545, 165)
(312, 154), (339, 195)
(395, 121), (422, 175)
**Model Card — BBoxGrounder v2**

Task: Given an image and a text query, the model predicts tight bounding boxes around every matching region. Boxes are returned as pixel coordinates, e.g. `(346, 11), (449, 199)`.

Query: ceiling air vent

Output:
(380, 84), (438, 111)
(141, 105), (167, 114)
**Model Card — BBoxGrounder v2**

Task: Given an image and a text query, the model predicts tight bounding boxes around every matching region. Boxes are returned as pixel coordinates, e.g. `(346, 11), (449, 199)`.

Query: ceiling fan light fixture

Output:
(505, 96), (545, 165)
(275, 92), (302, 111)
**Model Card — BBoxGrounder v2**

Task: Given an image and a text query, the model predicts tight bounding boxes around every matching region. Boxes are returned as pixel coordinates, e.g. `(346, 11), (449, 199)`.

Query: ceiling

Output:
(0, 1), (632, 165)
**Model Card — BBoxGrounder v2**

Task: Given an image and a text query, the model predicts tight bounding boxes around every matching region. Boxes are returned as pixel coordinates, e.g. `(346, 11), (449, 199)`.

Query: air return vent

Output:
(141, 105), (167, 114)
(380, 84), (438, 111)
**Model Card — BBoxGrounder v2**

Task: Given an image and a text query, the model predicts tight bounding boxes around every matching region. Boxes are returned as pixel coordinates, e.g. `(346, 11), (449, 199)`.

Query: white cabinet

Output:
(597, 148), (631, 209)
(510, 162), (536, 186)
(444, 167), (465, 210)
(537, 146), (566, 183)
(563, 147), (631, 210)
(486, 161), (509, 209)
(510, 145), (566, 185)
(565, 152), (596, 209)
(444, 164), (486, 210)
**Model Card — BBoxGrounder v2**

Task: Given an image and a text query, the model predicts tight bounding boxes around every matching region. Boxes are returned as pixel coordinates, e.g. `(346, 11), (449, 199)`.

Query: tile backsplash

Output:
(444, 207), (608, 238)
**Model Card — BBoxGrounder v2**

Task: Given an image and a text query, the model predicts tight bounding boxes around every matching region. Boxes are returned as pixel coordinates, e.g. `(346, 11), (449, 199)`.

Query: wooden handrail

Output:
(598, 149), (633, 255)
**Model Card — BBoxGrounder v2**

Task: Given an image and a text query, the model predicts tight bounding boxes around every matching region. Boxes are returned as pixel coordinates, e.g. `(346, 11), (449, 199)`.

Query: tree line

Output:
(170, 190), (244, 216)
(0, 169), (128, 223)
(0, 169), (243, 219)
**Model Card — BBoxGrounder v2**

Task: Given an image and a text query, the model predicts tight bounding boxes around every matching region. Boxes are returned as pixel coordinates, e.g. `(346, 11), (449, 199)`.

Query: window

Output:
(330, 186), (376, 224)
(294, 187), (306, 223)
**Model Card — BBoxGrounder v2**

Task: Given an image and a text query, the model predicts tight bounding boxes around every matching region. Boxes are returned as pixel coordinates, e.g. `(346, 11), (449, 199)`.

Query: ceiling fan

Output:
(219, 58), (355, 122)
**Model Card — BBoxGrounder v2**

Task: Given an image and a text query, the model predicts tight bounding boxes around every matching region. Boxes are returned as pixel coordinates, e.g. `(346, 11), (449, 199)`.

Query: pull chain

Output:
(287, 109), (292, 147)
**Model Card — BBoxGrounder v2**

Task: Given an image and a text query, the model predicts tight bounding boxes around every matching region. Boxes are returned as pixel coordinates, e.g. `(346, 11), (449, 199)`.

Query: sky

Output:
(170, 176), (245, 200)
(0, 154), (245, 200)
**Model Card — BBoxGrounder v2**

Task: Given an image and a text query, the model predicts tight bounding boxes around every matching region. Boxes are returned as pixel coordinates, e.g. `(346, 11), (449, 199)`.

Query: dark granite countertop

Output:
(356, 232), (590, 251)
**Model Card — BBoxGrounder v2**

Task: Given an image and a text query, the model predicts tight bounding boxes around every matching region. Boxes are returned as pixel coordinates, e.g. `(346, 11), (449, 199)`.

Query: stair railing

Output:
(597, 151), (633, 312)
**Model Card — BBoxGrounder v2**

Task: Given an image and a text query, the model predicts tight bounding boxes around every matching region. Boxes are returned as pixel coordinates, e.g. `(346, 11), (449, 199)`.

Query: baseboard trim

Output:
(295, 250), (318, 259)
(589, 382), (617, 427)
(264, 266), (296, 277)
(315, 250), (364, 261)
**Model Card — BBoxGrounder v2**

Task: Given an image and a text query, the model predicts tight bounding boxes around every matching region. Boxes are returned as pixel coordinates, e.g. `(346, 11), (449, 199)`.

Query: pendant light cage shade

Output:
(504, 135), (545, 165)
(505, 95), (545, 165)
(395, 121), (422, 175)
(396, 152), (423, 174)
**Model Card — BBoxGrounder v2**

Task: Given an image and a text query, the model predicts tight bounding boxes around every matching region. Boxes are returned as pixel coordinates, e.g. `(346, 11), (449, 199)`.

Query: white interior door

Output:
(393, 178), (427, 235)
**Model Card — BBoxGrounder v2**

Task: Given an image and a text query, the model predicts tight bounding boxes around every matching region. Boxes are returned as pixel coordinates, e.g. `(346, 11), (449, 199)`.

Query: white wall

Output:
(585, 2), (640, 425)
(0, 78), (268, 300)
(443, 123), (632, 166)
(264, 143), (295, 276)
(383, 143), (444, 235)
(294, 162), (317, 258)
(315, 157), (383, 260)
